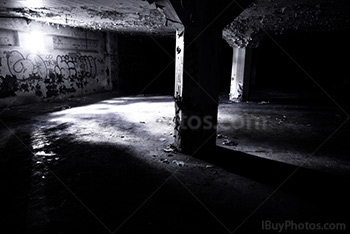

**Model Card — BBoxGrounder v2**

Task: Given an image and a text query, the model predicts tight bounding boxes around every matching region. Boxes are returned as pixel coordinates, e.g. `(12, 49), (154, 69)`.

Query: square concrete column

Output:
(105, 32), (119, 90)
(152, 0), (253, 154)
(173, 27), (222, 154)
(229, 47), (255, 102)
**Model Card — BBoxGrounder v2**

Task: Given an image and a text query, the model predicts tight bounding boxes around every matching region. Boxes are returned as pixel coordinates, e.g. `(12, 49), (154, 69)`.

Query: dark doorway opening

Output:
(118, 34), (176, 95)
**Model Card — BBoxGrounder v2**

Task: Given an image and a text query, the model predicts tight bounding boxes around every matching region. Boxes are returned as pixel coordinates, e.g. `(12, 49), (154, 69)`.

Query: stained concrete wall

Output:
(0, 18), (115, 107)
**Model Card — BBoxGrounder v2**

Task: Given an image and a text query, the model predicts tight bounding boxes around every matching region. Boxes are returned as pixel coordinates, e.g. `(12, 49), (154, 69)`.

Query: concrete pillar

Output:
(105, 32), (119, 90)
(152, 0), (252, 154)
(173, 26), (221, 154)
(174, 28), (185, 149)
(229, 47), (254, 102)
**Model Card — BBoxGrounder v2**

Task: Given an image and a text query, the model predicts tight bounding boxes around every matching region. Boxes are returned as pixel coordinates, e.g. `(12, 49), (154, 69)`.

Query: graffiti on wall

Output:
(6, 51), (48, 80)
(54, 54), (97, 80)
(6, 51), (97, 80)
(0, 50), (98, 98)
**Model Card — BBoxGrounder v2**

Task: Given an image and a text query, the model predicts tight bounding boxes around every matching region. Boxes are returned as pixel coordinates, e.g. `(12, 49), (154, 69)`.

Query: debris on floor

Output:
(1, 92), (349, 233)
(258, 101), (270, 104)
(217, 134), (238, 146)
(217, 134), (225, 139)
(163, 145), (177, 153)
(160, 158), (169, 164)
(222, 139), (238, 146)
(276, 115), (287, 124)
(172, 160), (185, 167)
(56, 105), (71, 111)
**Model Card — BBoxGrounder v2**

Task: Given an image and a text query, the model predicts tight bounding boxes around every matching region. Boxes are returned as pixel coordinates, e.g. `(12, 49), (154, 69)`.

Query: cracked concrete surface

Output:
(223, 0), (350, 47)
(0, 0), (174, 34)
(1, 0), (349, 41)
(1, 91), (349, 233)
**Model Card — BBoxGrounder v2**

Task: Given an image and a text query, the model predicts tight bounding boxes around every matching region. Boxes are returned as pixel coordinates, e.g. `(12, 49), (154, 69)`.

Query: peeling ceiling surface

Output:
(0, 0), (349, 45)
(0, 0), (174, 34)
(224, 0), (350, 47)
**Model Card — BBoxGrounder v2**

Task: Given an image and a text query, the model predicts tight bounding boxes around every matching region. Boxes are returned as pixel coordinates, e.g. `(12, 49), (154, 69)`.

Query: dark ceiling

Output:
(223, 0), (350, 47)
(0, 0), (349, 44)
(0, 0), (173, 34)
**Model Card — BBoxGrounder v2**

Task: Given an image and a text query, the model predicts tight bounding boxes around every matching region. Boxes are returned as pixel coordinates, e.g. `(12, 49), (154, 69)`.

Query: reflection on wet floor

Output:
(31, 128), (59, 165)
(1, 93), (349, 233)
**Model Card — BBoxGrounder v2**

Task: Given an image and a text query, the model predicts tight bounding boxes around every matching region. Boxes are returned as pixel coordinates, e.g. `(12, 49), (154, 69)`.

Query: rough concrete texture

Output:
(1, 91), (349, 233)
(223, 0), (350, 48)
(1, 0), (349, 45)
(0, 18), (113, 107)
(0, 0), (174, 35)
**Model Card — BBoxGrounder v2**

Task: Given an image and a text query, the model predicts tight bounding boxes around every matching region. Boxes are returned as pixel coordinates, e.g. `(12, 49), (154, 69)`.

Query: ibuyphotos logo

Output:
(262, 220), (347, 232)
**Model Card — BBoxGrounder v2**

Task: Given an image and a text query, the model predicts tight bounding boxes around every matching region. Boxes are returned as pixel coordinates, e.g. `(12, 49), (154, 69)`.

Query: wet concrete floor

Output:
(1, 91), (349, 233)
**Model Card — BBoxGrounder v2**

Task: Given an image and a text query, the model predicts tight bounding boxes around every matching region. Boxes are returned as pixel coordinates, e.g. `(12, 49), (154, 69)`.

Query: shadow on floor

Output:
(2, 92), (349, 233)
(1, 130), (231, 234)
(195, 146), (350, 211)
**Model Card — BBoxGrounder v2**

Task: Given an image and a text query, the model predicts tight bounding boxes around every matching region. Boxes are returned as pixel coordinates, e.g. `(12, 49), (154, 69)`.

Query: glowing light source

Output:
(25, 31), (46, 53)
(19, 0), (45, 8)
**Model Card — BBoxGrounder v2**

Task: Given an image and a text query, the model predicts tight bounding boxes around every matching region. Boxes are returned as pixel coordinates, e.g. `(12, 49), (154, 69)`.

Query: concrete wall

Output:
(0, 18), (114, 107)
